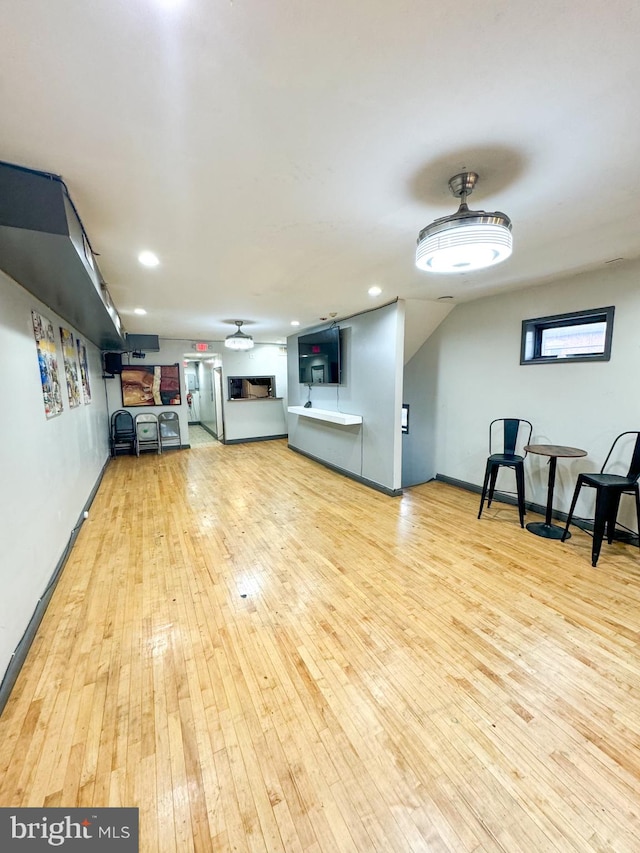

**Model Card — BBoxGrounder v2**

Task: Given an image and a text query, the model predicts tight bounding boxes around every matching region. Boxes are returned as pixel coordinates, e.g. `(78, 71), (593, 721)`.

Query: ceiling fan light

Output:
(225, 320), (254, 350)
(416, 220), (512, 273)
(416, 172), (513, 273)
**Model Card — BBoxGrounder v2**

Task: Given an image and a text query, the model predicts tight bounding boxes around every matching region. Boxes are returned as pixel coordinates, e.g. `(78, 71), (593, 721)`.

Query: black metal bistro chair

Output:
(110, 409), (135, 456)
(561, 431), (640, 567)
(478, 418), (533, 528)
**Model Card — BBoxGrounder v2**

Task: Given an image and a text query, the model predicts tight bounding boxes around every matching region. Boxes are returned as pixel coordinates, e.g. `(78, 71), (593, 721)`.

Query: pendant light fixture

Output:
(416, 172), (512, 273)
(224, 320), (254, 350)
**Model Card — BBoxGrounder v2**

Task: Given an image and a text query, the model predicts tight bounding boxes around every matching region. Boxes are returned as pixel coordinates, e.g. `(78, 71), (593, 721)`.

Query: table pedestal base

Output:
(526, 521), (570, 540)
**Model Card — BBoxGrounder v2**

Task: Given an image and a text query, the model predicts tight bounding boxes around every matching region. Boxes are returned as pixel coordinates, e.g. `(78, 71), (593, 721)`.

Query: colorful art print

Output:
(32, 310), (63, 418)
(60, 326), (82, 407)
(121, 364), (181, 407)
(76, 338), (92, 404)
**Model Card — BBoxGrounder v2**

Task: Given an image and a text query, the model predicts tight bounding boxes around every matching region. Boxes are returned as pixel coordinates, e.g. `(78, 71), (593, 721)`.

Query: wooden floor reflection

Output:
(1, 439), (639, 852)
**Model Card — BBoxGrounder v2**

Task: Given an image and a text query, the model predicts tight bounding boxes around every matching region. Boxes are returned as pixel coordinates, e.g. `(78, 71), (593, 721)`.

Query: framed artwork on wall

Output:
(32, 310), (63, 418)
(60, 326), (81, 407)
(121, 364), (181, 407)
(76, 338), (92, 404)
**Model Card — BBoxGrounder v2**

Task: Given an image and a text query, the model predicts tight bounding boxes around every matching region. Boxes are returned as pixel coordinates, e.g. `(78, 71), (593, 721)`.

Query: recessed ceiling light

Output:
(138, 251), (159, 267)
(368, 286), (382, 296)
(291, 320), (300, 326)
(134, 307), (147, 315)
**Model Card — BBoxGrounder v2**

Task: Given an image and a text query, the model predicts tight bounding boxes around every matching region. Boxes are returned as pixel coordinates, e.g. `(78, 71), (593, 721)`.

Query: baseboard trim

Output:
(0, 457), (110, 716)
(198, 423), (219, 440)
(223, 434), (288, 445)
(289, 444), (402, 497)
(435, 473), (639, 544)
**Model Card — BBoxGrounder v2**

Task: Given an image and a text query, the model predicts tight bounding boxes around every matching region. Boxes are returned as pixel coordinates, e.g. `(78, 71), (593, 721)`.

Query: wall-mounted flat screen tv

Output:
(125, 333), (160, 352)
(298, 326), (341, 385)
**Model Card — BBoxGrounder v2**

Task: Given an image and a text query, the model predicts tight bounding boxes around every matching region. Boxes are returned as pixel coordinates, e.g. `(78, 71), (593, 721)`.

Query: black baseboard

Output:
(198, 423), (219, 440)
(0, 458), (110, 717)
(435, 473), (639, 544)
(224, 434), (287, 445)
(289, 444), (402, 497)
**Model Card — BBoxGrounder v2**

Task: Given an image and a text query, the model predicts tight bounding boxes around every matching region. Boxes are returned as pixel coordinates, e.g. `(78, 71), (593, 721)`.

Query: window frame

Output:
(227, 375), (276, 400)
(520, 306), (615, 365)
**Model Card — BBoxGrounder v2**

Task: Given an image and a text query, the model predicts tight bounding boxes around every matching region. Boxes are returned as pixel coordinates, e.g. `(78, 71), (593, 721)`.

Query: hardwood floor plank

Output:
(1, 441), (640, 851)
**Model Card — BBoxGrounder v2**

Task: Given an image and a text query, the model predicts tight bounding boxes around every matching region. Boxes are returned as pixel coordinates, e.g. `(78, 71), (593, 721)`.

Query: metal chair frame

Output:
(110, 409), (135, 457)
(478, 418), (533, 528)
(561, 431), (640, 566)
(158, 410), (182, 451)
(134, 413), (161, 456)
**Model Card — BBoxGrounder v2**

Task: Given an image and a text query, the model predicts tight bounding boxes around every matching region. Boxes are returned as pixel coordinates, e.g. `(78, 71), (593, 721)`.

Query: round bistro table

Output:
(524, 444), (587, 539)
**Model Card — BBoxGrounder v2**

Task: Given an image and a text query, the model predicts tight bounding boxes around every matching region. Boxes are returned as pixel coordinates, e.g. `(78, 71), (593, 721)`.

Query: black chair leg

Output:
(514, 462), (526, 528)
(592, 488), (610, 567)
(487, 465), (499, 508)
(561, 476), (584, 542)
(606, 492), (622, 544)
(478, 461), (493, 519)
(633, 486), (640, 554)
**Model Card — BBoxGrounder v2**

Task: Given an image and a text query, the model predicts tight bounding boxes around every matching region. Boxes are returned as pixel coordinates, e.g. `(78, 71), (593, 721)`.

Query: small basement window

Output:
(520, 306), (614, 365)
(228, 375), (276, 400)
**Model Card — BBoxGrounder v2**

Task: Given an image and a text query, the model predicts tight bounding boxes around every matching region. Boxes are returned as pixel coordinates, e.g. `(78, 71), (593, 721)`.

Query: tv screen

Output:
(125, 333), (160, 352)
(298, 326), (341, 384)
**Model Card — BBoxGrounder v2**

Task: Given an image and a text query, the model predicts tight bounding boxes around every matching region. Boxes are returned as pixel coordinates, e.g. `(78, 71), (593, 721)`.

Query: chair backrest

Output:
(158, 410), (180, 438)
(489, 418), (533, 457)
(601, 431), (640, 481)
(112, 409), (134, 437)
(135, 412), (159, 442)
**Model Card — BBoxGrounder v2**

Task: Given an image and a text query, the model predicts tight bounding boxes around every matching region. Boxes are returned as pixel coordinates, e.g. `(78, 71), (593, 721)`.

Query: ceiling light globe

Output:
(224, 320), (254, 350)
(416, 222), (513, 273)
(416, 172), (512, 274)
(224, 336), (254, 351)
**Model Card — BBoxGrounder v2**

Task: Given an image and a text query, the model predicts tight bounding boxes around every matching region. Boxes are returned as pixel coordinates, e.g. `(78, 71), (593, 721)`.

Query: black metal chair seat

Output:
(577, 472), (637, 489)
(488, 452), (524, 466)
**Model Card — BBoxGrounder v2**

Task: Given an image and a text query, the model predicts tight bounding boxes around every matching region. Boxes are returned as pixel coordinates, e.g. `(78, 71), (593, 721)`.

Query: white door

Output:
(214, 367), (224, 441)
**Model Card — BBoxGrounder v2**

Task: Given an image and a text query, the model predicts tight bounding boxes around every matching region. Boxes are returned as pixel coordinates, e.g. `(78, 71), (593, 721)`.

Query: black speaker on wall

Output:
(104, 352), (123, 375)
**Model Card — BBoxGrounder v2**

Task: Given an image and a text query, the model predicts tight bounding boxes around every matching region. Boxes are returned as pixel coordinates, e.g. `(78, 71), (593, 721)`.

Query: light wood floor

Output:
(1, 440), (640, 852)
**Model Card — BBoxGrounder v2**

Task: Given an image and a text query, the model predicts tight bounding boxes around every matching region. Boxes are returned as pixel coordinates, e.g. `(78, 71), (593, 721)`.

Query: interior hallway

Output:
(1, 440), (639, 852)
(188, 423), (219, 447)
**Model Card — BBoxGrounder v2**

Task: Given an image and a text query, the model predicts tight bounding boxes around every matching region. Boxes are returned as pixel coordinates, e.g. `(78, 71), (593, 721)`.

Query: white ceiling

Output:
(2, 1), (640, 345)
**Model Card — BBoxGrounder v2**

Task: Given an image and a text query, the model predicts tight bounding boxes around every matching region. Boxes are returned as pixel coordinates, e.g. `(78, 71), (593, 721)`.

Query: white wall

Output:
(118, 342), (289, 444)
(287, 301), (405, 493)
(0, 269), (109, 683)
(104, 338), (191, 446)
(222, 343), (288, 442)
(405, 258), (640, 528)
